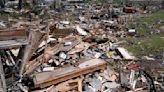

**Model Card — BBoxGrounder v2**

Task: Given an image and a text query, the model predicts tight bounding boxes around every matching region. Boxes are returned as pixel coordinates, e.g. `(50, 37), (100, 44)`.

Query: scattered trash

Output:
(0, 0), (163, 92)
(76, 25), (88, 36)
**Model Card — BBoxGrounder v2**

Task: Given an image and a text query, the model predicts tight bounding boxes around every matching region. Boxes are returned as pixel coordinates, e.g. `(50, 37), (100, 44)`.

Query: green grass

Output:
(126, 10), (164, 56)
(126, 35), (164, 56)
(113, 0), (123, 4)
(128, 10), (164, 36)
(140, 10), (164, 24)
(156, 22), (164, 28)
(137, 28), (149, 36)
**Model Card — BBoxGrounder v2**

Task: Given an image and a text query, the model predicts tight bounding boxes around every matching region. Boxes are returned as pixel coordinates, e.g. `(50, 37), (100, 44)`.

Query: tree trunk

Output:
(162, 0), (164, 9)
(18, 0), (23, 10)
(0, 0), (5, 8)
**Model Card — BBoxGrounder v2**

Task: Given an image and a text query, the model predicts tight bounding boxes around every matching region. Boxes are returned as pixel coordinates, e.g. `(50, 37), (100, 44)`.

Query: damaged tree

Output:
(162, 0), (164, 9)
(0, 0), (5, 8)
(18, 0), (23, 10)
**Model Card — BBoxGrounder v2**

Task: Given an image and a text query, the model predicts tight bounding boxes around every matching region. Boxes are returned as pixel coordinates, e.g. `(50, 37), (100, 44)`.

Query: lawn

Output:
(126, 35), (164, 56)
(125, 10), (164, 56)
(140, 10), (164, 24)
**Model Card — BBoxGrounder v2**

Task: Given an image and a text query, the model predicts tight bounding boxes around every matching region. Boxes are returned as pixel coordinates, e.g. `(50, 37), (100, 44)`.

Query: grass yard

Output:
(140, 10), (164, 24)
(125, 10), (164, 56)
(126, 35), (164, 56)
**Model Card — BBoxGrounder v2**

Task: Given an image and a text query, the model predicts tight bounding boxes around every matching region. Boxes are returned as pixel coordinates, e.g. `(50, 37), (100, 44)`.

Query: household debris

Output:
(0, 0), (163, 92)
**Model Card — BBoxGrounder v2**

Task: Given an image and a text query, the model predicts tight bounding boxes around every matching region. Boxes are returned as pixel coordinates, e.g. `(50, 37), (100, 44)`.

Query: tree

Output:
(136, 0), (152, 10)
(18, 0), (23, 10)
(125, 0), (153, 10)
(162, 0), (164, 9)
(0, 0), (5, 8)
(144, 0), (152, 10)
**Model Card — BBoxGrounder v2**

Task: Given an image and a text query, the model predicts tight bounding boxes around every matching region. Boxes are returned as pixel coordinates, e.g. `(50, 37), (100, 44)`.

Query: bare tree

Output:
(162, 0), (164, 9)
(145, 0), (152, 10)
(138, 0), (152, 10)
(18, 0), (23, 10)
(0, 0), (5, 8)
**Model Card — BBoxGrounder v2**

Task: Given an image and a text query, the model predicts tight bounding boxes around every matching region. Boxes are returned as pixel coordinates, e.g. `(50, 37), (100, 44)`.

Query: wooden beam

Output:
(0, 56), (6, 92)
(0, 28), (28, 40)
(19, 29), (46, 76)
(0, 28), (29, 49)
(33, 59), (107, 88)
(24, 36), (81, 75)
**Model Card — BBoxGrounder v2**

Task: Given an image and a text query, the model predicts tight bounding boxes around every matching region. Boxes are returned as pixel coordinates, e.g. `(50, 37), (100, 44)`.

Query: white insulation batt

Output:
(117, 47), (134, 60)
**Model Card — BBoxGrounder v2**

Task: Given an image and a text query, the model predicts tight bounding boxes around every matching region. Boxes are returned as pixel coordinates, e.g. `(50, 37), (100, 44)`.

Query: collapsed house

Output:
(0, 0), (164, 92)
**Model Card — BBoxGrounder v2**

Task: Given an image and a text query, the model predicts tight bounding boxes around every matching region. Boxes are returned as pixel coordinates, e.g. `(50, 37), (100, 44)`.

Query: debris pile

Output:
(0, 0), (164, 92)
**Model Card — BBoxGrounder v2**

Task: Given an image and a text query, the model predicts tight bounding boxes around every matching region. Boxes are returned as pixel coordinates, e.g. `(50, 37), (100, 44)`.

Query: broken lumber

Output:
(0, 28), (29, 49)
(33, 59), (107, 88)
(0, 56), (6, 92)
(54, 77), (84, 92)
(19, 29), (46, 76)
(116, 47), (135, 60)
(24, 36), (81, 75)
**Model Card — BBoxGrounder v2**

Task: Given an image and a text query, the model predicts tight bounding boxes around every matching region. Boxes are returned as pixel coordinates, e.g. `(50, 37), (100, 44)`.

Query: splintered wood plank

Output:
(24, 36), (80, 75)
(35, 66), (76, 84)
(54, 77), (83, 91)
(0, 39), (29, 49)
(33, 59), (107, 88)
(0, 28), (29, 49)
(51, 36), (81, 55)
(0, 28), (28, 40)
(0, 57), (6, 92)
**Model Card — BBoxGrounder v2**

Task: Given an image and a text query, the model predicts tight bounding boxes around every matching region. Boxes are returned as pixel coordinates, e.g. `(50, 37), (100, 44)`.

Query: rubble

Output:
(33, 59), (106, 88)
(0, 0), (163, 92)
(116, 47), (135, 60)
